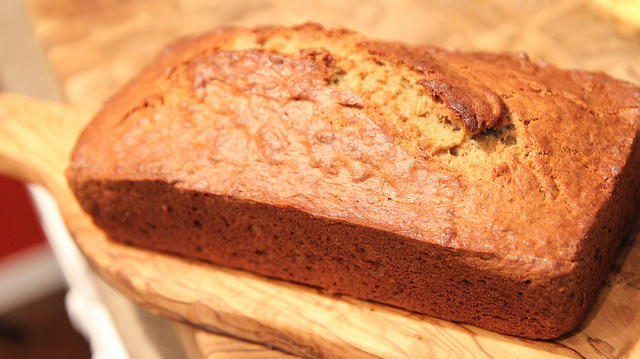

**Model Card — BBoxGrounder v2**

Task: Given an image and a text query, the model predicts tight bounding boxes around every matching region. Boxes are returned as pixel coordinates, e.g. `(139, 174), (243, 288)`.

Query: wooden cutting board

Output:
(8, 0), (640, 357)
(1, 88), (640, 358)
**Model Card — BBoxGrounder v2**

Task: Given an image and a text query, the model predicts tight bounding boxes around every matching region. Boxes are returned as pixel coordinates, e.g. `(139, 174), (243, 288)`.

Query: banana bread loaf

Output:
(66, 23), (640, 339)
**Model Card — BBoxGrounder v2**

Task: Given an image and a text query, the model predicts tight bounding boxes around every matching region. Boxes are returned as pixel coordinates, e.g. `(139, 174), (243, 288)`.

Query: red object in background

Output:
(0, 175), (47, 260)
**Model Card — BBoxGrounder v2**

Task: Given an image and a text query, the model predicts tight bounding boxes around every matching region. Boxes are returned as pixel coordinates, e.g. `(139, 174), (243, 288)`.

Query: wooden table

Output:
(10, 0), (640, 357)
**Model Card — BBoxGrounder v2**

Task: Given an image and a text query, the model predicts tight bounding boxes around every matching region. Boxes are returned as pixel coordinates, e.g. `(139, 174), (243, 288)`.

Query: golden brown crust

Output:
(66, 23), (640, 339)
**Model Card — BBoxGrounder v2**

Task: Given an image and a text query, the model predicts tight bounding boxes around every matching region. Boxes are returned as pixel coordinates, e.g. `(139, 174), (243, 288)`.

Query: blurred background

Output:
(0, 177), (87, 358)
(1, 0), (640, 358)
(0, 0), (89, 358)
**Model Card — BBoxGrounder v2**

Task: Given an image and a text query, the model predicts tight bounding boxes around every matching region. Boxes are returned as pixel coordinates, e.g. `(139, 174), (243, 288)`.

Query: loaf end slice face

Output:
(66, 24), (640, 339)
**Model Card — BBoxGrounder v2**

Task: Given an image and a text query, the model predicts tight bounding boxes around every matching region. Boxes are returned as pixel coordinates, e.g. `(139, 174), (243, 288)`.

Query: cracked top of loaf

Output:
(67, 23), (640, 278)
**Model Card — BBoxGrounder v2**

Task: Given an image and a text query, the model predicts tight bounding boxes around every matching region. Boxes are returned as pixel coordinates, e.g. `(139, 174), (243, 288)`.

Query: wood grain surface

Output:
(174, 323), (298, 359)
(5, 0), (640, 357)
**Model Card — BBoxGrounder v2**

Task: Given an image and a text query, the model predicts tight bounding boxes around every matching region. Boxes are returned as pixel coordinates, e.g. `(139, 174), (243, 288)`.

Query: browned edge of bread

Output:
(66, 23), (640, 339)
